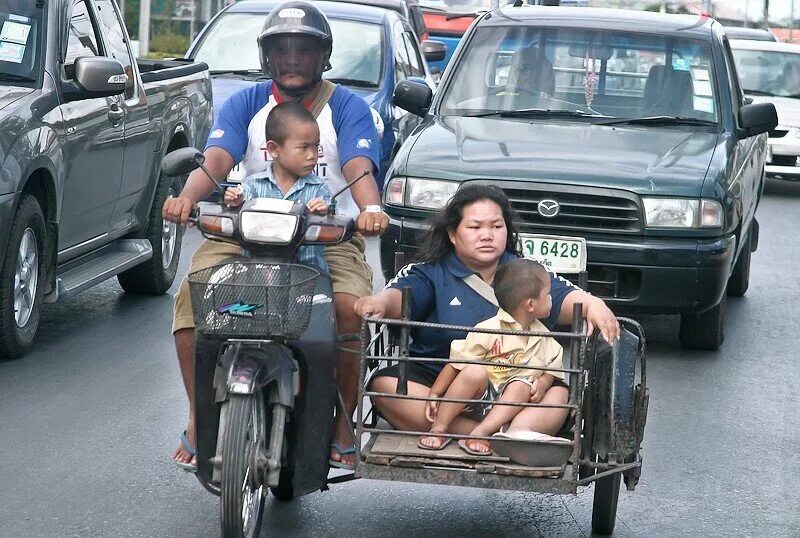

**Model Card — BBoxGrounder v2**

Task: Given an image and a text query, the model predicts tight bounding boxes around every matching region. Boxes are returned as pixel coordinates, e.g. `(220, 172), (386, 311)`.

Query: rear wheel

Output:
(679, 294), (726, 350)
(0, 195), (47, 359)
(220, 392), (267, 538)
(117, 170), (184, 294)
(591, 471), (622, 535)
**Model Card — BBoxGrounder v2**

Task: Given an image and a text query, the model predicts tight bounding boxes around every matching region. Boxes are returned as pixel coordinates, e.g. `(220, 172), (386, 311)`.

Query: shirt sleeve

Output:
(205, 84), (266, 164)
(330, 88), (380, 173)
(541, 337), (565, 380)
(541, 272), (579, 330)
(385, 263), (435, 321)
(448, 332), (491, 371)
(312, 180), (332, 204)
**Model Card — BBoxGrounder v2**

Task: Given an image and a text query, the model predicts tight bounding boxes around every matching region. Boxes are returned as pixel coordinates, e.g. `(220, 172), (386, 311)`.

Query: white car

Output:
(731, 39), (800, 180)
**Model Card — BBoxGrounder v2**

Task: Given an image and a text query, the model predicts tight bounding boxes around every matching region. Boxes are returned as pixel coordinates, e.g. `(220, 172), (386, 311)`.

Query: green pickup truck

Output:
(383, 6), (777, 350)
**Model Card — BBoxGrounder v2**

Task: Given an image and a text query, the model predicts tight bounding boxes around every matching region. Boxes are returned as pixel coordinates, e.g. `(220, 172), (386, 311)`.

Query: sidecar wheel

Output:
(591, 471), (621, 535)
(220, 393), (266, 538)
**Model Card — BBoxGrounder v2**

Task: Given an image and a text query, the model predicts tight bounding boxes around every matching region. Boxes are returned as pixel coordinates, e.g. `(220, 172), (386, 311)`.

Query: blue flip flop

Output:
(172, 430), (198, 473)
(328, 443), (356, 470)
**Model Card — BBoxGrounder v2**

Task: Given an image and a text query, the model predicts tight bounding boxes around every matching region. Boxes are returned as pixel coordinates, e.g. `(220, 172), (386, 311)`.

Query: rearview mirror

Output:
(162, 147), (205, 176)
(738, 102), (778, 138)
(421, 40), (447, 63)
(393, 80), (433, 117)
(74, 57), (127, 96)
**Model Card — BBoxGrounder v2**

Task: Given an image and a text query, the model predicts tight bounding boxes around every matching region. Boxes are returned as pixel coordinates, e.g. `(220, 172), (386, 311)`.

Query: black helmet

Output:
(258, 1), (333, 78)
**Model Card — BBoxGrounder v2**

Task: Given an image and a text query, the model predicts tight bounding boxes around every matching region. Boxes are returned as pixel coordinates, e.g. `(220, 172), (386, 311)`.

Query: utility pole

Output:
(138, 0), (150, 55)
(764, 0), (770, 28)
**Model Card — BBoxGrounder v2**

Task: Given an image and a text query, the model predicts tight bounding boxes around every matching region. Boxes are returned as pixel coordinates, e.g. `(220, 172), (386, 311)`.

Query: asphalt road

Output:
(1, 180), (799, 537)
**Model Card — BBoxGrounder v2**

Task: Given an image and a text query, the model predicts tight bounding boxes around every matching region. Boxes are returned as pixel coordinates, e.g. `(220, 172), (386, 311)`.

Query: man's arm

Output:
(163, 147), (235, 224)
(341, 156), (389, 236)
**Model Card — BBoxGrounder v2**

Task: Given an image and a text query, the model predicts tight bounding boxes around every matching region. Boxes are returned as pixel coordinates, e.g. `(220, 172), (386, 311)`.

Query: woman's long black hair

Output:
(414, 184), (521, 263)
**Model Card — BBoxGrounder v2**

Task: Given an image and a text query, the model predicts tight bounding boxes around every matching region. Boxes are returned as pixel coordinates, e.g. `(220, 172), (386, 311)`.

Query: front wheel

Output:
(591, 471), (621, 535)
(727, 233), (752, 297)
(220, 393), (267, 538)
(679, 294), (726, 350)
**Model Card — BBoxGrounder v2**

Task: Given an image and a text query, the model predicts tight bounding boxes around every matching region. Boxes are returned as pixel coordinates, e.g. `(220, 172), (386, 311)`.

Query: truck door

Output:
(92, 0), (153, 232)
(57, 0), (124, 250)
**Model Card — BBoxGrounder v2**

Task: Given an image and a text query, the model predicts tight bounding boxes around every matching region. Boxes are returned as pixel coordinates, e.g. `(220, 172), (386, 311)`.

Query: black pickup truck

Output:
(0, 0), (213, 358)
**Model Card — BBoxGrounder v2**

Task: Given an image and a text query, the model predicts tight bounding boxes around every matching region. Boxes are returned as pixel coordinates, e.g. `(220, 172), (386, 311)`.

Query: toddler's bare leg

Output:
(464, 380), (531, 453)
(505, 385), (569, 436)
(419, 365), (488, 449)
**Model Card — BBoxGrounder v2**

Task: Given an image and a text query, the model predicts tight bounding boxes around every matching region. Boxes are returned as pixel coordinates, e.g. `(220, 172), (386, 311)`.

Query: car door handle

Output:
(108, 104), (124, 125)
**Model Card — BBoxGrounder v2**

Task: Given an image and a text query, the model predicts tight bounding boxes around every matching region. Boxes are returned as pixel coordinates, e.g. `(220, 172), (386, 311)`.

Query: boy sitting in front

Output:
(419, 258), (567, 455)
(224, 102), (330, 270)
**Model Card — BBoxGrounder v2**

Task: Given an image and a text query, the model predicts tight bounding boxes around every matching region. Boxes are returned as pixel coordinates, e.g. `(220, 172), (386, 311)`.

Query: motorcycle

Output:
(162, 148), (363, 537)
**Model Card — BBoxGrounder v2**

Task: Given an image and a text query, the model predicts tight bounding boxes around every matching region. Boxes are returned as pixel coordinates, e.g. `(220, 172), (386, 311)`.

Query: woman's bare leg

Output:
(465, 380), (531, 453)
(420, 365), (488, 448)
(505, 385), (569, 436)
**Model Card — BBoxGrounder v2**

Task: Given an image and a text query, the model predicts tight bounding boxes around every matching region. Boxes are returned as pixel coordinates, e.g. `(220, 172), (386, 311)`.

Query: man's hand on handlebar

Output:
(357, 209), (389, 236)
(163, 196), (197, 225)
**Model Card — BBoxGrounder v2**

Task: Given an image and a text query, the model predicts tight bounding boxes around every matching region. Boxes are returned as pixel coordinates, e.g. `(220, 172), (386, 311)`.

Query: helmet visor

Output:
(263, 34), (323, 84)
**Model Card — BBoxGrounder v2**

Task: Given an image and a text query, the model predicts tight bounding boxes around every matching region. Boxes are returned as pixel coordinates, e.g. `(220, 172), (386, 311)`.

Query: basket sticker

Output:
(217, 300), (263, 318)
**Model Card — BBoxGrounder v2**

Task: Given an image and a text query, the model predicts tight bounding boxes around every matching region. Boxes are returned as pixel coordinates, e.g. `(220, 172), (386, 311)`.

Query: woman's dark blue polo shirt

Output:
(386, 251), (577, 374)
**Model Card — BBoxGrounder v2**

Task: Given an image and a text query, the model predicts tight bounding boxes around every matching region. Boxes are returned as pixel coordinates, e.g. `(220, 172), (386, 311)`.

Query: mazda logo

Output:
(537, 199), (560, 218)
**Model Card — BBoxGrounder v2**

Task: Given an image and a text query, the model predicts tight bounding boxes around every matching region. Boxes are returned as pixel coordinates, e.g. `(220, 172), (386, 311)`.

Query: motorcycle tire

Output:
(591, 470), (622, 535)
(220, 392), (267, 538)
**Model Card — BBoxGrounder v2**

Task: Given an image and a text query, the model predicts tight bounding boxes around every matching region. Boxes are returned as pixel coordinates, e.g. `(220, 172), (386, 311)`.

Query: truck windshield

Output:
(440, 26), (719, 123)
(0, 1), (44, 87)
(192, 13), (383, 87)
(732, 47), (800, 98)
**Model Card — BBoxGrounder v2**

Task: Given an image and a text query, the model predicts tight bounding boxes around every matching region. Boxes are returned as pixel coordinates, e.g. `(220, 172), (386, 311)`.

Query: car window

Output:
(64, 0), (100, 79)
(92, 0), (135, 99)
(402, 32), (424, 78)
(441, 25), (719, 123)
(393, 21), (410, 82)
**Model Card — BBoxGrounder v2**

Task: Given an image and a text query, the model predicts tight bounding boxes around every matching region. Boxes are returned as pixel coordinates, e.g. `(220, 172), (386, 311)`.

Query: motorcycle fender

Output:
(225, 342), (298, 408)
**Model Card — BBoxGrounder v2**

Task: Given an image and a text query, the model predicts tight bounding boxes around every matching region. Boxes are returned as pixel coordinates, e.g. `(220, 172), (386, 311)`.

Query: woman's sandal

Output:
(417, 435), (453, 451)
(458, 438), (494, 456)
(172, 430), (198, 473)
(328, 443), (356, 470)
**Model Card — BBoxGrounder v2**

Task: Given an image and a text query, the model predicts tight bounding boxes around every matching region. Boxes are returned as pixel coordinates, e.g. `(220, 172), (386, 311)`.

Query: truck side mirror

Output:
(421, 40), (447, 63)
(393, 80), (433, 117)
(162, 147), (205, 176)
(738, 102), (778, 138)
(63, 57), (127, 102)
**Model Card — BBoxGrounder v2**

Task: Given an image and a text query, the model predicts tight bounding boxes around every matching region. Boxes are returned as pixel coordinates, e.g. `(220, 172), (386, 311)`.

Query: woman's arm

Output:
(558, 289), (620, 342)
(354, 288), (403, 319)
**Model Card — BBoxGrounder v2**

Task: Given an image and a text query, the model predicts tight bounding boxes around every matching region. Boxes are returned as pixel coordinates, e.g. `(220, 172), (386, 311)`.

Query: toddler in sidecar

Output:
(419, 258), (570, 455)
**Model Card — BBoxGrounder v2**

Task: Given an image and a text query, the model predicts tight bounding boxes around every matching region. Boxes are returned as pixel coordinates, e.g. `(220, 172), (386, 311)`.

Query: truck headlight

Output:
(240, 212), (298, 244)
(384, 177), (458, 210)
(642, 198), (722, 228)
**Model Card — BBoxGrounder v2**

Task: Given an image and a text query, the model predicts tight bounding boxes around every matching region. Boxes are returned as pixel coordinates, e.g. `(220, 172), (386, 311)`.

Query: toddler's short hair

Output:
(265, 102), (318, 145)
(493, 258), (550, 313)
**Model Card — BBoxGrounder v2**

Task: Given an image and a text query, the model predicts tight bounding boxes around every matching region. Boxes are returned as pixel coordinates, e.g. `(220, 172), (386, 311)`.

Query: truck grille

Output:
(486, 182), (643, 234)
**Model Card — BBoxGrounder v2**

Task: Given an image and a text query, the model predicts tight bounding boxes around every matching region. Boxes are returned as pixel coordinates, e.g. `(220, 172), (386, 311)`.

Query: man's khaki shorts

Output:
(172, 235), (373, 333)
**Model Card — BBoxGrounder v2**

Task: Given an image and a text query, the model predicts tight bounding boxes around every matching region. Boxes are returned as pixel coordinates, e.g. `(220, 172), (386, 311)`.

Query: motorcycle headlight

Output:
(642, 198), (722, 228)
(385, 177), (458, 210)
(240, 212), (298, 244)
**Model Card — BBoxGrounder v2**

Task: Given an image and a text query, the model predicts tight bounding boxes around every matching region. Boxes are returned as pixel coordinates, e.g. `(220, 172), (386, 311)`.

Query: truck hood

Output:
(405, 117), (719, 196)
(0, 86), (34, 111)
(211, 76), (378, 117)
(747, 95), (800, 128)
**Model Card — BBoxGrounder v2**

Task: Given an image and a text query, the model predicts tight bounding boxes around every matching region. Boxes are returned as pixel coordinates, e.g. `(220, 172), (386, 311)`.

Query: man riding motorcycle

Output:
(163, 0), (387, 471)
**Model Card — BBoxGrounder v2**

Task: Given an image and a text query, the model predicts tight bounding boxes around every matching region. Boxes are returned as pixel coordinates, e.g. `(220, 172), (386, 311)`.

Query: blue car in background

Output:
(186, 0), (436, 188)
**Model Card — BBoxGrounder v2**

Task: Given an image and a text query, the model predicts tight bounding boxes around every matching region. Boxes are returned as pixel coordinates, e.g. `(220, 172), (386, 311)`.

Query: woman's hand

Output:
(586, 297), (620, 343)
(425, 397), (440, 423)
(306, 197), (328, 215)
(354, 295), (388, 319)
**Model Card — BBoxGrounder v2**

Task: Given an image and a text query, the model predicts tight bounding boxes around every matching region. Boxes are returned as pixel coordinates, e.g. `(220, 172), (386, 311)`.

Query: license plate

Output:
(518, 234), (587, 274)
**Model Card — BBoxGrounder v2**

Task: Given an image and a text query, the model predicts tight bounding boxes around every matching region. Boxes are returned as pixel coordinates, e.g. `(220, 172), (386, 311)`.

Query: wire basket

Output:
(188, 261), (319, 340)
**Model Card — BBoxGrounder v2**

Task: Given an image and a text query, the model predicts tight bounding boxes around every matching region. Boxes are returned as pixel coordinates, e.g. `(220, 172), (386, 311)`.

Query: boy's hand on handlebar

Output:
(306, 198), (328, 215)
(425, 398), (440, 423)
(224, 186), (244, 207)
(357, 210), (389, 236)
(354, 296), (386, 319)
(163, 196), (197, 225)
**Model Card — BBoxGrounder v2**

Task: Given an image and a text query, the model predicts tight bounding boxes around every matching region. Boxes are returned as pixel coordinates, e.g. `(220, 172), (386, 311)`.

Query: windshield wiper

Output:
(594, 115), (717, 126)
(326, 77), (378, 89)
(744, 89), (776, 96)
(0, 73), (36, 83)
(462, 108), (603, 119)
(209, 69), (264, 78)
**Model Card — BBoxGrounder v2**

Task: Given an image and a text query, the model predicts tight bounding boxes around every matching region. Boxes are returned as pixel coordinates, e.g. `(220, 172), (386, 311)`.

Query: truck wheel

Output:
(117, 171), (184, 295)
(591, 471), (621, 535)
(0, 195), (47, 359)
(679, 294), (726, 350)
(727, 234), (751, 297)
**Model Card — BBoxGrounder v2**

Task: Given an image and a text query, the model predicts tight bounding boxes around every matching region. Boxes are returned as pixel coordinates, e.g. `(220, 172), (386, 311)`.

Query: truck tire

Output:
(727, 233), (751, 297)
(118, 171), (184, 295)
(0, 195), (47, 359)
(679, 294), (726, 350)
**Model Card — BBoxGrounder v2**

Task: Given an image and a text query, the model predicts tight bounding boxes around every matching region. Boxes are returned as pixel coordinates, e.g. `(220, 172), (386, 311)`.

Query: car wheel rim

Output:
(241, 393), (265, 537)
(162, 191), (178, 269)
(14, 228), (38, 328)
